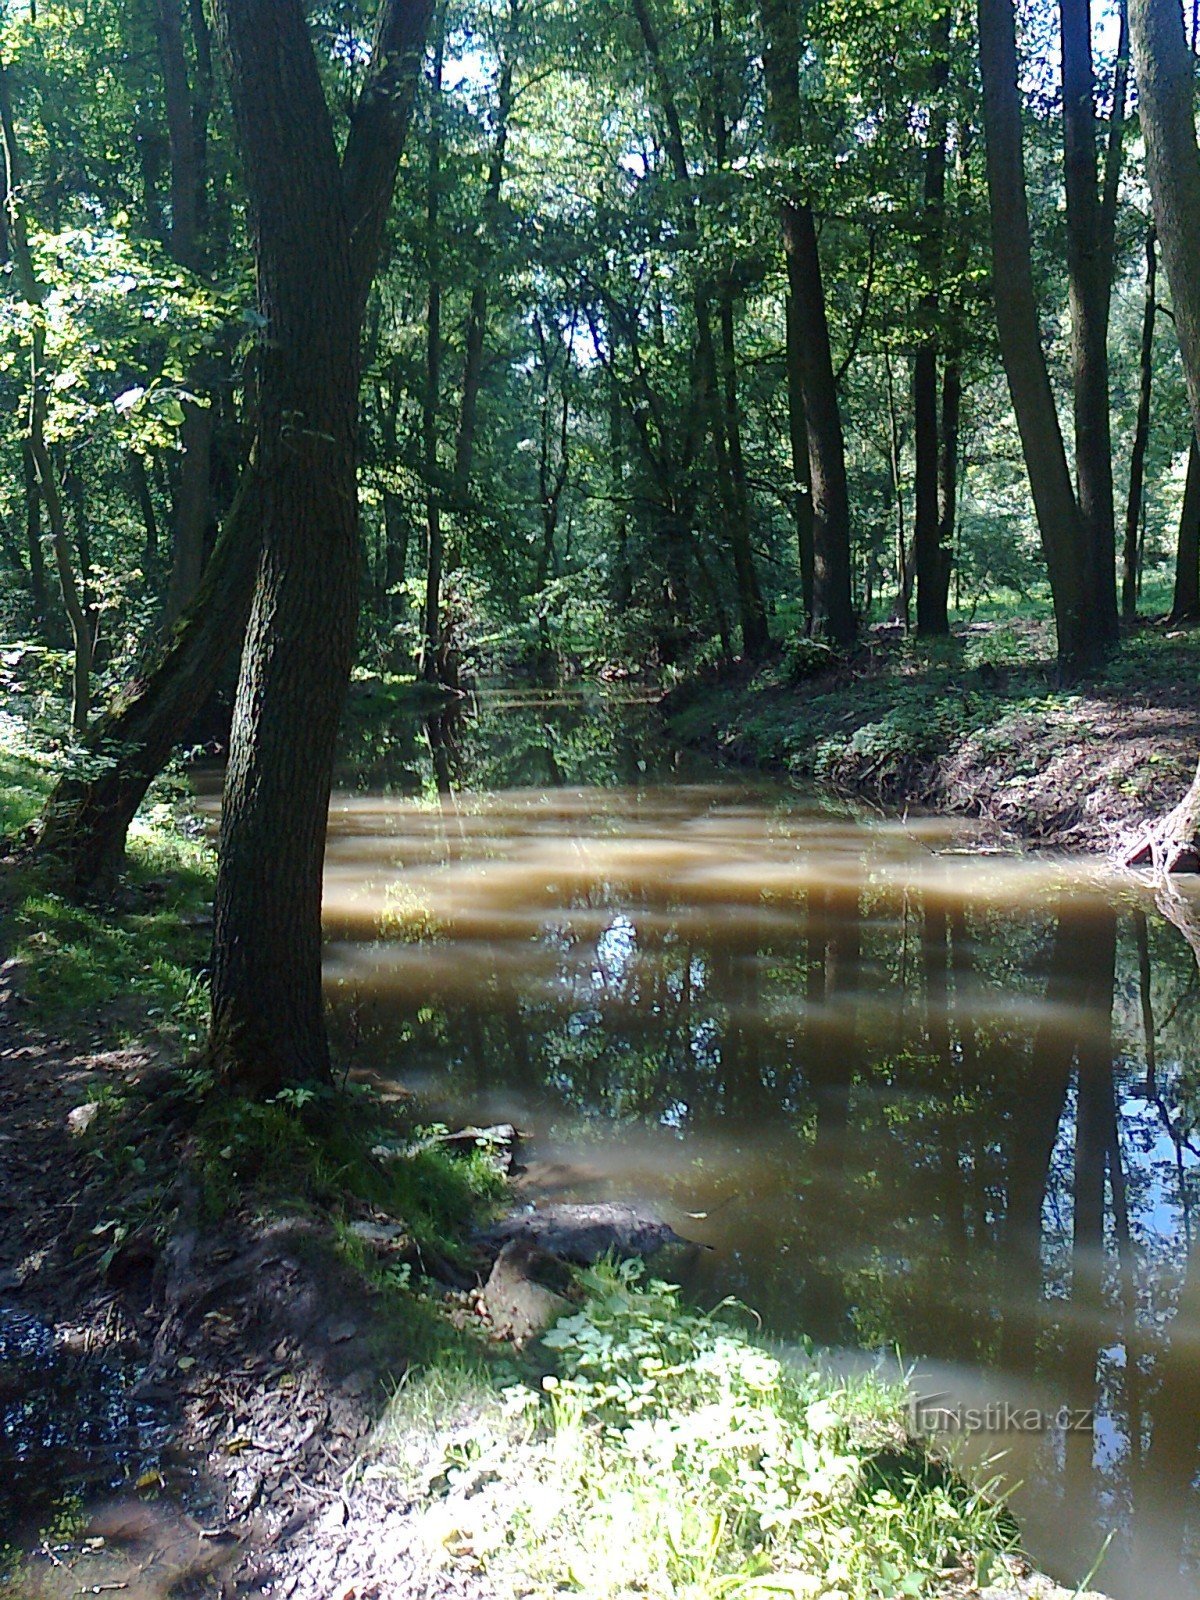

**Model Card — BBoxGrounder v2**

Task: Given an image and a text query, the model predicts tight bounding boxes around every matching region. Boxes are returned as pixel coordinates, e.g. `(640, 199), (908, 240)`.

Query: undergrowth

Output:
(375, 1261), (1020, 1600)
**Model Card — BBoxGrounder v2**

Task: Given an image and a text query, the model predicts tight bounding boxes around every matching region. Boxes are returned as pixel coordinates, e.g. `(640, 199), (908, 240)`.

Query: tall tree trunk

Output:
(1124, 228), (1157, 618)
(129, 450), (160, 586)
(451, 5), (515, 503)
(934, 359), (960, 622)
(206, 0), (431, 1093)
(761, 0), (855, 646)
(717, 288), (770, 657)
(164, 400), (215, 625)
(977, 0), (1096, 677)
(1127, 0), (1200, 866)
(0, 57), (92, 731)
(1129, 0), (1200, 445)
(156, 0), (217, 628)
(913, 8), (952, 636)
(1172, 434), (1200, 622)
(1061, 0), (1120, 644)
(421, 9), (446, 685)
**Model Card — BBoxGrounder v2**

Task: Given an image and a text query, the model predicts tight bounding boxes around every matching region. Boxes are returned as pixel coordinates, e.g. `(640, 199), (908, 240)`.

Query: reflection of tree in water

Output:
(325, 739), (1200, 1593)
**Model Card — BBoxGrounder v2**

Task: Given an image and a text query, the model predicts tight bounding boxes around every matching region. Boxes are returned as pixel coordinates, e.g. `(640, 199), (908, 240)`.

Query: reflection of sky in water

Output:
(317, 734), (1200, 1600)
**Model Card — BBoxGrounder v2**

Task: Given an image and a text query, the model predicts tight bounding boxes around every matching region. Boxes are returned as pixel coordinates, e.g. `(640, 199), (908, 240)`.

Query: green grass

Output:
(371, 1262), (1020, 1600)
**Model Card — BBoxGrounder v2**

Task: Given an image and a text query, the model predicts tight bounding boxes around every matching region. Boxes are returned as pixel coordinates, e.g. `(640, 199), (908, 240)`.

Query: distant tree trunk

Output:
(1171, 434), (1200, 622)
(206, 0), (432, 1094)
(885, 352), (912, 624)
(761, 0), (855, 647)
(977, 0), (1096, 677)
(709, 0), (769, 660)
(129, 451), (160, 585)
(21, 442), (48, 630)
(913, 8), (951, 636)
(421, 9), (446, 685)
(0, 57), (92, 730)
(1124, 229), (1157, 619)
(164, 401), (214, 625)
(935, 359), (961, 622)
(1127, 0), (1200, 867)
(716, 289), (770, 657)
(156, 0), (217, 628)
(451, 4), (515, 503)
(1061, 0), (1120, 644)
(380, 375), (409, 620)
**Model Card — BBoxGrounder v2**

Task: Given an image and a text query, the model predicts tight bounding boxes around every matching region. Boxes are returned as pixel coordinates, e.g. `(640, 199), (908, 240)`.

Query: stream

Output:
(323, 683), (1200, 1600)
(6, 682), (1200, 1598)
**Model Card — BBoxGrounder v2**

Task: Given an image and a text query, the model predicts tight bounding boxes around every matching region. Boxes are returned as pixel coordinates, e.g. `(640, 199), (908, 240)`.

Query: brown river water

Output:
(320, 686), (1200, 1600)
(9, 685), (1199, 1598)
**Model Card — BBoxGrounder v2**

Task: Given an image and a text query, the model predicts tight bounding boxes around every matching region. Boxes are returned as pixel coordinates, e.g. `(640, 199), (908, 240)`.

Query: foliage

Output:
(380, 1262), (1018, 1600)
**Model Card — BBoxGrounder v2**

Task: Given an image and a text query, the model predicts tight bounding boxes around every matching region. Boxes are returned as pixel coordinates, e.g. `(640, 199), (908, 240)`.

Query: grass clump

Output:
(191, 1079), (508, 1253)
(377, 1262), (1018, 1600)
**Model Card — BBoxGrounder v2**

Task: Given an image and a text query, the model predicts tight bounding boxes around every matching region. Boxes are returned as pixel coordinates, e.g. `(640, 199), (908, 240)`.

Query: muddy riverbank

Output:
(665, 618), (1200, 860)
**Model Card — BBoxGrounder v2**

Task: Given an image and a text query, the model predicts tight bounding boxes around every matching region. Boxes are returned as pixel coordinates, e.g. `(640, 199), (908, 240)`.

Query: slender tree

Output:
(1123, 227), (1157, 618)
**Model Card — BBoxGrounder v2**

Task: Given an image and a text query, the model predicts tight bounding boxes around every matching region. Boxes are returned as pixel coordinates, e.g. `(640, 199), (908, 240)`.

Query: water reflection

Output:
(317, 690), (1200, 1599)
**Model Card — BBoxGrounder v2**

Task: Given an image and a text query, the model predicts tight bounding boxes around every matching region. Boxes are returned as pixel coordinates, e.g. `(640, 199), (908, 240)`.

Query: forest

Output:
(4, 0), (1200, 1596)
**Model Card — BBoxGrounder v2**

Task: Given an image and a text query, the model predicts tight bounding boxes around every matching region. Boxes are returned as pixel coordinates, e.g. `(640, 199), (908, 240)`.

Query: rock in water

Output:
(479, 1202), (696, 1265)
(479, 1241), (571, 1345)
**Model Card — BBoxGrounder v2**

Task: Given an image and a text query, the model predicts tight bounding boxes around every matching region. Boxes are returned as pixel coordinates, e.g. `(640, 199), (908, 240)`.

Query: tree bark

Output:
(761, 0), (854, 646)
(977, 0), (1096, 677)
(934, 360), (960, 622)
(1127, 0), (1200, 866)
(1061, 0), (1120, 644)
(207, 0), (432, 1093)
(1125, 227), (1157, 618)
(1129, 0), (1200, 448)
(1172, 433), (1200, 622)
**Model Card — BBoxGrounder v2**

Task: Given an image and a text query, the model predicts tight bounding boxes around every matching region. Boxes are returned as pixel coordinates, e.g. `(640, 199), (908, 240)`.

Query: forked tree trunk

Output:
(761, 0), (855, 647)
(1061, 0), (1120, 645)
(25, 0), (429, 915)
(977, 0), (1097, 677)
(207, 0), (432, 1094)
